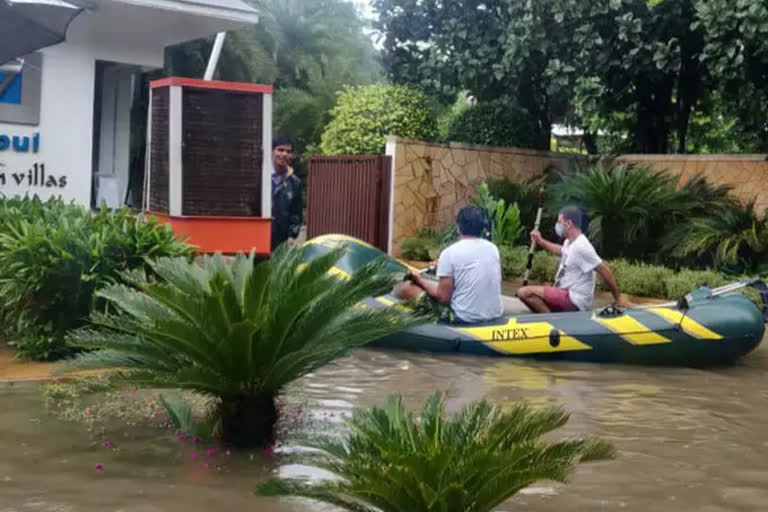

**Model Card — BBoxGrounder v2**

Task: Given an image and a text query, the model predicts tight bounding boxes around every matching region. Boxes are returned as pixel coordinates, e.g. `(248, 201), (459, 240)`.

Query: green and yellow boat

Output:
(303, 234), (768, 365)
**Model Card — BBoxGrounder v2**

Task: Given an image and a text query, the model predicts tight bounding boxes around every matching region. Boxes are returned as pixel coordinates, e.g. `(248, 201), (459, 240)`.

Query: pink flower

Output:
(202, 462), (209, 469)
(206, 449), (216, 457)
(94, 464), (104, 472)
(102, 440), (114, 448)
(264, 446), (274, 457)
(192, 436), (200, 444)
(225, 450), (231, 456)
(189, 453), (198, 461)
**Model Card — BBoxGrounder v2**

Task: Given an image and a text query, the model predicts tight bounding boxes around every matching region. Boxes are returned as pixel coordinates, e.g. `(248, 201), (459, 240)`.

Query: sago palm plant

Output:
(662, 200), (768, 273)
(549, 164), (680, 259)
(60, 246), (424, 448)
(257, 392), (615, 511)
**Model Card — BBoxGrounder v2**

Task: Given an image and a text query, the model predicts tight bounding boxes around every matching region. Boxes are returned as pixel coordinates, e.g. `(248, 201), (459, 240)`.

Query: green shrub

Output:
(499, 246), (528, 278)
(400, 226), (457, 261)
(486, 177), (553, 236)
(473, 183), (524, 247)
(602, 260), (673, 298)
(446, 100), (542, 148)
(0, 198), (194, 360)
(663, 270), (730, 300)
(400, 236), (435, 261)
(530, 251), (560, 282)
(320, 84), (438, 155)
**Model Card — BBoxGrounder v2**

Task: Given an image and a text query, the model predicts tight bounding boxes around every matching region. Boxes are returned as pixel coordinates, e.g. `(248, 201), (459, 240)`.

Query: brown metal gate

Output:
(306, 155), (391, 251)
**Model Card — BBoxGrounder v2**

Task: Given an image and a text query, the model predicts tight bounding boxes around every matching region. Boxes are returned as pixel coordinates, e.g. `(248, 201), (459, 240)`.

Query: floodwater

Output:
(1, 340), (768, 512)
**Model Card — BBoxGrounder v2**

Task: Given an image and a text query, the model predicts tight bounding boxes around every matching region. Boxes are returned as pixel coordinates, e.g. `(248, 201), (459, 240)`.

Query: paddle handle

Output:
(522, 187), (545, 286)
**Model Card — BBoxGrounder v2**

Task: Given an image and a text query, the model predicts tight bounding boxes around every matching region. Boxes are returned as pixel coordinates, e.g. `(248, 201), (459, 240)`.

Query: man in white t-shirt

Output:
(517, 206), (631, 313)
(407, 206), (503, 323)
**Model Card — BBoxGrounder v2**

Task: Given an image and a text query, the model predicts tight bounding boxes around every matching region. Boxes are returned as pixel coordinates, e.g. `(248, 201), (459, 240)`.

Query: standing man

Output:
(517, 206), (631, 313)
(270, 135), (303, 251)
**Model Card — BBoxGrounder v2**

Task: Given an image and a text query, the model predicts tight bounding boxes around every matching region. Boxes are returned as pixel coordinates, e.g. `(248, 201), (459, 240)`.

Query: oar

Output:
(522, 187), (545, 286)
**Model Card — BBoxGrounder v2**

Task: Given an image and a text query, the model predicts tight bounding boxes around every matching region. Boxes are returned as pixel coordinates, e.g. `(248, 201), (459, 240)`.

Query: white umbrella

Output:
(0, 0), (84, 65)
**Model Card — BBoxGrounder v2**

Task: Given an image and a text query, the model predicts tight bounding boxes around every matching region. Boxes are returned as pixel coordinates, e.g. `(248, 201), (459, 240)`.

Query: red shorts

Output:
(543, 287), (578, 312)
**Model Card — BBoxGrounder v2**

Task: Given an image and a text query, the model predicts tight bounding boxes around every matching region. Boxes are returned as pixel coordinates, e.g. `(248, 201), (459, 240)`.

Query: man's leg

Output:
(271, 223), (288, 252)
(393, 281), (426, 301)
(517, 286), (551, 313)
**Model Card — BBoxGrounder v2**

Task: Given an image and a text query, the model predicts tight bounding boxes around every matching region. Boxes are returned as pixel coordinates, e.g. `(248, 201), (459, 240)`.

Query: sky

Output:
(349, 0), (375, 20)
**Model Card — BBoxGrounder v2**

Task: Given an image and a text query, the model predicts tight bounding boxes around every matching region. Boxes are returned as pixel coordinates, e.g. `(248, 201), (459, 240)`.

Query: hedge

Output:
(320, 84), (438, 155)
(0, 197), (195, 360)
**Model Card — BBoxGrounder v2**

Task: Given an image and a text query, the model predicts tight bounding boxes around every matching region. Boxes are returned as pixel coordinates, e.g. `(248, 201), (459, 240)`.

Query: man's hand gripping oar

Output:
(522, 187), (545, 287)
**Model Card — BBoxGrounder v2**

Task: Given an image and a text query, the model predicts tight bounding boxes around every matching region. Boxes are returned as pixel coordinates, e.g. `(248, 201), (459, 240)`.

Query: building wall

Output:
(0, 46), (96, 205)
(0, 21), (162, 207)
(386, 137), (586, 255)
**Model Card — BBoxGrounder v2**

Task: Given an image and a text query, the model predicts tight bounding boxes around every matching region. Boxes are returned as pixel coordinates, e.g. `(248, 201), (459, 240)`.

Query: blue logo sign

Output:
(0, 72), (22, 105)
(0, 53), (41, 125)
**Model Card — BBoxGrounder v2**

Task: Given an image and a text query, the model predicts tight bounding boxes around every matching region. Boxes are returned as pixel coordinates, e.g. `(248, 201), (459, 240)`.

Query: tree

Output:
(125, 0), (382, 205)
(320, 84), (438, 155)
(61, 247), (423, 448)
(164, 0), (382, 154)
(257, 392), (615, 512)
(372, 0), (574, 150)
(694, 0), (768, 152)
(373, 0), (768, 154)
(569, 0), (712, 154)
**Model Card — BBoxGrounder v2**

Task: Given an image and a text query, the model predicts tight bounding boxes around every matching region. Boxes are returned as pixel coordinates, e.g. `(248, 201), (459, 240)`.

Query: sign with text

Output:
(0, 133), (68, 190)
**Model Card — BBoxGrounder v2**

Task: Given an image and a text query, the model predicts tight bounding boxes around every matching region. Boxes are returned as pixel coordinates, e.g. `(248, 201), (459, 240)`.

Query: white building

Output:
(0, 0), (259, 208)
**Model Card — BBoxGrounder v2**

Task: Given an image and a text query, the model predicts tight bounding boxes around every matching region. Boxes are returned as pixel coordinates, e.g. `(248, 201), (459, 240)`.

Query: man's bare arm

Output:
(410, 273), (454, 305)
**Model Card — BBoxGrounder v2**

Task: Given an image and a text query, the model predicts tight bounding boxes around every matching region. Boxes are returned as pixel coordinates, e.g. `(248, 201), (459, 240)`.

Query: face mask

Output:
(555, 222), (566, 238)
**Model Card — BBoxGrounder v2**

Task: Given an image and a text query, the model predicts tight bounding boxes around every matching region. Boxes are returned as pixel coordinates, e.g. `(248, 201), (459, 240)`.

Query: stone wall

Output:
(386, 137), (768, 256)
(616, 154), (768, 213)
(386, 137), (586, 255)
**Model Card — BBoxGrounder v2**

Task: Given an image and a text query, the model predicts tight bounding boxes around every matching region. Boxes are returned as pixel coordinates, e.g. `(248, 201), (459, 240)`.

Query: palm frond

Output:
(59, 245), (425, 446)
(257, 392), (615, 512)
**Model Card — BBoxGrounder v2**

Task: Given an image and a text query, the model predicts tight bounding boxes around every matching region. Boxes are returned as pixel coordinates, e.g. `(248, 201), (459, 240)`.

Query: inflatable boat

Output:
(303, 234), (768, 365)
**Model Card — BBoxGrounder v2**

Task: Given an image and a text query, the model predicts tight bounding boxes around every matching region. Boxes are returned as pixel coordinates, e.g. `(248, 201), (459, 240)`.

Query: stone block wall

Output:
(385, 137), (768, 256)
(386, 137), (586, 255)
(616, 154), (768, 213)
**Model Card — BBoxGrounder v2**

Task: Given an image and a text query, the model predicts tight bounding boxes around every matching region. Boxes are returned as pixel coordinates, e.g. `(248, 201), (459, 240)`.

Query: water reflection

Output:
(1, 341), (767, 511)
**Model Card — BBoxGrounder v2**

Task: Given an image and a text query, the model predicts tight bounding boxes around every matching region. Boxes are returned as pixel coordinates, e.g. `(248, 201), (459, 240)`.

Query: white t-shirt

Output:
(553, 234), (602, 311)
(436, 238), (503, 323)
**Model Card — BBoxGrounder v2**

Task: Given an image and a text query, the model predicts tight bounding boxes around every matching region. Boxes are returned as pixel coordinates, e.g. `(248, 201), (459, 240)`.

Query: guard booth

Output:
(143, 77), (273, 255)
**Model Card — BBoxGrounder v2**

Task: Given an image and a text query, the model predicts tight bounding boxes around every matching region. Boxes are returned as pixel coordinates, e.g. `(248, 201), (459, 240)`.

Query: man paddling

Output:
(517, 206), (631, 313)
(406, 205), (504, 323)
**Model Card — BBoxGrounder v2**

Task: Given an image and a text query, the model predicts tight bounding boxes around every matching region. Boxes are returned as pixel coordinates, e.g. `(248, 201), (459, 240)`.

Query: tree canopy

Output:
(373, 0), (768, 154)
(165, 0), (382, 154)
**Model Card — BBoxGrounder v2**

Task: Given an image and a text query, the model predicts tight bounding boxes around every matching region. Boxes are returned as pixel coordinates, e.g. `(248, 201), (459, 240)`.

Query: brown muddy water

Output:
(2, 340), (768, 512)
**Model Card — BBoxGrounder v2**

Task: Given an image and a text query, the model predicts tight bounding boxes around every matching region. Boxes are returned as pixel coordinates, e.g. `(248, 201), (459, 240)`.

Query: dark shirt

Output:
(271, 167), (302, 250)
